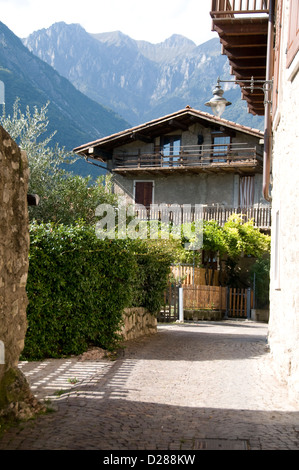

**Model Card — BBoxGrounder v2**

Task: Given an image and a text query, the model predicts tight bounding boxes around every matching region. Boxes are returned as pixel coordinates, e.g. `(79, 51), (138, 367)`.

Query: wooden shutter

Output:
(273, 0), (283, 114)
(135, 182), (153, 208)
(287, 0), (299, 68)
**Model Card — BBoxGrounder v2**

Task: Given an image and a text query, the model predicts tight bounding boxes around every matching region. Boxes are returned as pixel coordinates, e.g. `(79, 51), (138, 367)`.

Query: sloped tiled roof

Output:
(73, 106), (264, 155)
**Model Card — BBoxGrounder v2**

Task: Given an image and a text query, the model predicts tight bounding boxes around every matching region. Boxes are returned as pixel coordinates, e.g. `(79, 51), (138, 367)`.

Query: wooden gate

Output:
(160, 285), (254, 322)
(158, 283), (179, 322)
(226, 288), (253, 318)
(183, 285), (226, 311)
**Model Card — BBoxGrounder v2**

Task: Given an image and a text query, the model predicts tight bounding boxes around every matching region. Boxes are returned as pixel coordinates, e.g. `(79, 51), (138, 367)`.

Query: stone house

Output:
(74, 107), (270, 229)
(210, 0), (299, 401)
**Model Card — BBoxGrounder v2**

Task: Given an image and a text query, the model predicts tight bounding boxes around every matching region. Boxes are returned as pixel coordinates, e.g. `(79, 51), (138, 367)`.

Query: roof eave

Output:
(73, 107), (264, 156)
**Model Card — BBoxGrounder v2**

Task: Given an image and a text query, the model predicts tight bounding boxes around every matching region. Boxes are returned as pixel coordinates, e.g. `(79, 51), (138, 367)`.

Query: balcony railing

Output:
(210, 0), (269, 18)
(113, 143), (262, 171)
(135, 205), (271, 230)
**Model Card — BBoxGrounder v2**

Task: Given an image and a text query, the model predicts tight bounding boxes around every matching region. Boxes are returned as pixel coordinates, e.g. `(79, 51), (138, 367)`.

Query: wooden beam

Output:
(224, 45), (267, 59)
(232, 69), (266, 80)
(213, 18), (268, 36)
(228, 58), (266, 70)
(168, 119), (189, 131)
(88, 147), (112, 160)
(131, 132), (153, 143)
(220, 35), (267, 48)
(241, 90), (264, 101)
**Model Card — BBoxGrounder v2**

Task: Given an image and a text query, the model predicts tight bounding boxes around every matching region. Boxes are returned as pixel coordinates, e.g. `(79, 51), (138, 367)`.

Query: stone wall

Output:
(120, 308), (157, 341)
(114, 172), (238, 207)
(0, 126), (42, 422)
(268, 0), (299, 402)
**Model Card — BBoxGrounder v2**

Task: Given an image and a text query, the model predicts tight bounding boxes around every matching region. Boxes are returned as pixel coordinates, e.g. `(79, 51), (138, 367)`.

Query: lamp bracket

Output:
(217, 76), (273, 106)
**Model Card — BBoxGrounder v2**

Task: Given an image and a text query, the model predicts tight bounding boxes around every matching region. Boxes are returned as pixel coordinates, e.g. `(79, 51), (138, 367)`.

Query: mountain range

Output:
(0, 21), (264, 178)
(0, 21), (130, 176)
(24, 22), (264, 130)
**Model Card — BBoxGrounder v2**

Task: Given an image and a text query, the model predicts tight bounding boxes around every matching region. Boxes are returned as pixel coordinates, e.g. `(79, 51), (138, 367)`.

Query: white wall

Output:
(268, 0), (299, 402)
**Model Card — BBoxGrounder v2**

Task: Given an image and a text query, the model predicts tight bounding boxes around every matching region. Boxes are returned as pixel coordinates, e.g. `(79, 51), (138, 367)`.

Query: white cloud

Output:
(0, 0), (216, 44)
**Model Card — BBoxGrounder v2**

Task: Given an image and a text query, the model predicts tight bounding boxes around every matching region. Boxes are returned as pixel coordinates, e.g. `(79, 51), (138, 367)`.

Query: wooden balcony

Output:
(211, 0), (269, 17)
(135, 204), (271, 231)
(113, 143), (263, 175)
(210, 1), (270, 116)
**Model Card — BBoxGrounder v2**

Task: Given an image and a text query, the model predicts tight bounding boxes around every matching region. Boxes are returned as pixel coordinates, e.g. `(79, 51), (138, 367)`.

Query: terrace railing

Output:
(114, 143), (262, 170)
(210, 0), (269, 18)
(135, 204), (271, 230)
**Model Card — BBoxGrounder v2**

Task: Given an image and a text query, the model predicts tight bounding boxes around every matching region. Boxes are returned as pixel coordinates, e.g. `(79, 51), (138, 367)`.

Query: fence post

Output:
(253, 273), (256, 309)
(225, 287), (229, 319)
(179, 285), (184, 322)
(247, 288), (251, 319)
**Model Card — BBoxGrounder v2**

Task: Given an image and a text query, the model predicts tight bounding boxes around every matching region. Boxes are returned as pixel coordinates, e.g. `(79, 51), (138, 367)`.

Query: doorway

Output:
(134, 181), (154, 209)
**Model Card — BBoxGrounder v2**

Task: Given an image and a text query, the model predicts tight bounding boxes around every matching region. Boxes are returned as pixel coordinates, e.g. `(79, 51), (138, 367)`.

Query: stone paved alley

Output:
(0, 321), (298, 451)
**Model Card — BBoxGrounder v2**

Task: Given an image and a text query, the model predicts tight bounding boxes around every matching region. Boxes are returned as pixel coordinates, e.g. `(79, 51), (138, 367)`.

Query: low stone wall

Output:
(120, 308), (157, 341)
(184, 309), (224, 322)
(251, 309), (269, 323)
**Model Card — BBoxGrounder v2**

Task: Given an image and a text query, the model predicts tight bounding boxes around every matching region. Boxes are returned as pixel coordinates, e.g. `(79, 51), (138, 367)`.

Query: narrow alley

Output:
(0, 321), (298, 451)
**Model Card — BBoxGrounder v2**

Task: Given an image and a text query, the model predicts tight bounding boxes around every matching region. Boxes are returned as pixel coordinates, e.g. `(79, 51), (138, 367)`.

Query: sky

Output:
(0, 0), (217, 45)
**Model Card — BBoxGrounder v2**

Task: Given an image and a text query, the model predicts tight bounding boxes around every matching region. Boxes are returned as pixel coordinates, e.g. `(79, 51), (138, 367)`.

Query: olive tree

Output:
(1, 99), (116, 224)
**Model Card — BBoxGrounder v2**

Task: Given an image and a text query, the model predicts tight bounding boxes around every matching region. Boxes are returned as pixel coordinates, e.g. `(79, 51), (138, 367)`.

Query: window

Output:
(239, 176), (255, 207)
(161, 136), (181, 166)
(287, 0), (299, 68)
(212, 132), (231, 162)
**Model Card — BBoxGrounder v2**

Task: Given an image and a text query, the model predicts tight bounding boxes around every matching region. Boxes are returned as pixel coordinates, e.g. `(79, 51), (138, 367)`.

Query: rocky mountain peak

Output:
(23, 22), (264, 129)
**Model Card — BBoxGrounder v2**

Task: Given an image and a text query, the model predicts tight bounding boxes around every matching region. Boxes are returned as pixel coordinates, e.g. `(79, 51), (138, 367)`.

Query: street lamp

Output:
(205, 76), (273, 117)
(204, 78), (231, 117)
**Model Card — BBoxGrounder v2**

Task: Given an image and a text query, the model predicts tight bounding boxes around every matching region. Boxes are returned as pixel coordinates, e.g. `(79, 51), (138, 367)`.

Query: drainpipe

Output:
(263, 0), (275, 202)
(0, 340), (4, 364)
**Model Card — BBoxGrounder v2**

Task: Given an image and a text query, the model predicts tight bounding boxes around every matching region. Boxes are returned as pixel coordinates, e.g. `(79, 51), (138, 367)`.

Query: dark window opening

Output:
(212, 132), (231, 162)
(161, 136), (181, 166)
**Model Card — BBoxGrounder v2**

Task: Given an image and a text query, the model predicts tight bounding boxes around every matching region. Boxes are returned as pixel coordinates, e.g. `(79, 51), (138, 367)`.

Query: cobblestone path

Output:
(0, 321), (298, 451)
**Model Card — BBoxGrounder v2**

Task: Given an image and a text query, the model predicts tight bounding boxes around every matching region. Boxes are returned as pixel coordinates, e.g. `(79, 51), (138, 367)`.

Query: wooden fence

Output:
(171, 265), (219, 286)
(227, 287), (253, 318)
(183, 285), (226, 311)
(159, 283), (253, 322)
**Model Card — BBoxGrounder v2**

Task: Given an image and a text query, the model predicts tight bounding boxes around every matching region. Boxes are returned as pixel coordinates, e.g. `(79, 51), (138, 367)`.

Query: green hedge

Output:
(131, 239), (176, 313)
(22, 223), (174, 359)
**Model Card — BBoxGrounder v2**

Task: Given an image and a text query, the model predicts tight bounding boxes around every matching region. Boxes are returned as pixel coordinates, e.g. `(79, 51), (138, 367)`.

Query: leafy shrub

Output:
(131, 239), (175, 313)
(249, 256), (270, 308)
(23, 222), (174, 359)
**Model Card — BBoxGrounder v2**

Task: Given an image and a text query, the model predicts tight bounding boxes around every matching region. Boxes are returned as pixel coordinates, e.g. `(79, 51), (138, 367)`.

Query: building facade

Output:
(268, 0), (299, 402)
(74, 107), (270, 228)
(210, 0), (299, 401)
